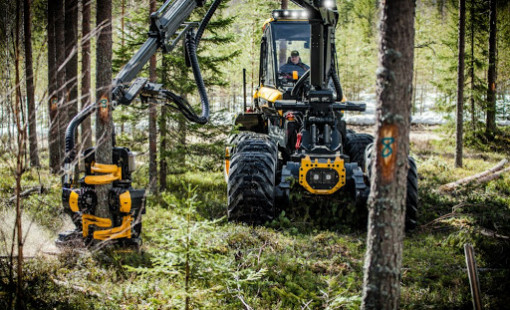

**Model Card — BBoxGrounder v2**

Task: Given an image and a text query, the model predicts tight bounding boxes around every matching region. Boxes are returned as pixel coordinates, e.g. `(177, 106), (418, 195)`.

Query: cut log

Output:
(439, 159), (508, 192)
(475, 167), (510, 184)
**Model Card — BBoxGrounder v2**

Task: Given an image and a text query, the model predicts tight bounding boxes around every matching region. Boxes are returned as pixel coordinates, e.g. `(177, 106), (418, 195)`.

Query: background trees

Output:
(0, 0), (507, 176)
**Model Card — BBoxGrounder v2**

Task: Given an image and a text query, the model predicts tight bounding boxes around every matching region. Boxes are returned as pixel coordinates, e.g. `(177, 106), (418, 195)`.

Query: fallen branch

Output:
(439, 159), (508, 192)
(8, 186), (44, 203)
(475, 167), (510, 184)
(478, 227), (510, 240)
(419, 202), (470, 229)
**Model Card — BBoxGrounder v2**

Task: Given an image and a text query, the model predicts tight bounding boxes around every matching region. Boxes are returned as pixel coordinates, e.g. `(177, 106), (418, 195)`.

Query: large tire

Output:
(345, 133), (374, 168)
(227, 135), (277, 224)
(364, 143), (419, 231)
(226, 131), (265, 154)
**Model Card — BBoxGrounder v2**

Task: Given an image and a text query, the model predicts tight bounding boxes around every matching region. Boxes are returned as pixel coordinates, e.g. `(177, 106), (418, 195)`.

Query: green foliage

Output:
(336, 0), (378, 100)
(129, 186), (233, 308)
(2, 128), (510, 309)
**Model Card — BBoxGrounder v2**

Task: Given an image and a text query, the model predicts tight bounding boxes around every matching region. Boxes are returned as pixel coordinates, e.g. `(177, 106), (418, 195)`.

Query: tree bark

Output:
(66, 0), (78, 183)
(81, 0), (92, 150)
(485, 0), (497, 137)
(65, 0), (78, 134)
(281, 0), (288, 10)
(361, 0), (415, 309)
(470, 0), (475, 132)
(119, 0), (125, 134)
(56, 0), (67, 166)
(455, 0), (466, 168)
(24, 0), (40, 168)
(95, 0), (113, 220)
(159, 56), (168, 191)
(14, 2), (25, 308)
(47, 0), (60, 173)
(149, 0), (158, 194)
(159, 104), (168, 191)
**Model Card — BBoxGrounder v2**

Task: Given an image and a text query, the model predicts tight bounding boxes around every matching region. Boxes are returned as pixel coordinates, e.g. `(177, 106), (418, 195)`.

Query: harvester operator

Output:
(279, 50), (309, 77)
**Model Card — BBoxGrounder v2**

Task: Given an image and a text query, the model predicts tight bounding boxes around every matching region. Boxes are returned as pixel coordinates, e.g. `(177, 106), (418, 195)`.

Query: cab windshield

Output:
(271, 22), (311, 87)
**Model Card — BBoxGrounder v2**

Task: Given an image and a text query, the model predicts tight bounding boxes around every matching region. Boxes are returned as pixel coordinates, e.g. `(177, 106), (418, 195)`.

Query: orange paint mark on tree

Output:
(50, 97), (58, 112)
(99, 95), (109, 122)
(378, 123), (398, 184)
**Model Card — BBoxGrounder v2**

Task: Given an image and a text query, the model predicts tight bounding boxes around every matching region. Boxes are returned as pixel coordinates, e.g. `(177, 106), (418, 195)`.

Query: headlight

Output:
(306, 168), (339, 190)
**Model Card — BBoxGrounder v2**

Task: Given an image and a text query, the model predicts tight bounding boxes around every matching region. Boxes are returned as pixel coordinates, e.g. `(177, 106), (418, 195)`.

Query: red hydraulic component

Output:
(295, 132), (302, 150)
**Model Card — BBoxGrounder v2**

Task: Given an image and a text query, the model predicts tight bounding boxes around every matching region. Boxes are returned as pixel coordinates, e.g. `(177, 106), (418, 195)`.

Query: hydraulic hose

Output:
(62, 102), (97, 187)
(184, 32), (209, 124)
(331, 43), (343, 101)
(65, 102), (97, 164)
(331, 69), (343, 101)
(195, 0), (222, 46)
(181, 0), (223, 124)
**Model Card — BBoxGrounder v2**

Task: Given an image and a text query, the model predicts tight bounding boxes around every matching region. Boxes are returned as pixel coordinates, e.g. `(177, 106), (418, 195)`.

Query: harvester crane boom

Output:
(63, 0), (216, 185)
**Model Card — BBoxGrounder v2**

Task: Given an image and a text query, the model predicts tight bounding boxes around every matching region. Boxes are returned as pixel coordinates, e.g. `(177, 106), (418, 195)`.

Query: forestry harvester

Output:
(58, 0), (418, 247)
(224, 2), (418, 228)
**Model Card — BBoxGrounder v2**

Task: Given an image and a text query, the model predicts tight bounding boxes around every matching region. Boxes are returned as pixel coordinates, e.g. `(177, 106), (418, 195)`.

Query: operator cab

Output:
(259, 10), (311, 97)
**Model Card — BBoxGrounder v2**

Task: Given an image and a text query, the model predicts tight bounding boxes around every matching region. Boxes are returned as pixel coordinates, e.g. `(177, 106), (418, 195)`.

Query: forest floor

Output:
(0, 125), (509, 309)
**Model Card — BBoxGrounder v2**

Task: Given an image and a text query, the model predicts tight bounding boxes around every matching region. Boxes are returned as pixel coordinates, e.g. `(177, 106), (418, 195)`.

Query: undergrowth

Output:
(1, 127), (509, 309)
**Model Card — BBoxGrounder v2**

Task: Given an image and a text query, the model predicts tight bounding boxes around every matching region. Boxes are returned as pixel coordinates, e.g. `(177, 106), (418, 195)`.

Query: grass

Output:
(1, 126), (509, 309)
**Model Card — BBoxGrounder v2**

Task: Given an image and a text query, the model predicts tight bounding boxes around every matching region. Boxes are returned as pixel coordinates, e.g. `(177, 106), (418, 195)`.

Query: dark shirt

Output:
(279, 59), (310, 77)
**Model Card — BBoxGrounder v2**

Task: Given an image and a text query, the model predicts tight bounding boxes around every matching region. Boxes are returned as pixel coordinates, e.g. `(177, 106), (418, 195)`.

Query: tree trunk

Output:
(55, 0), (67, 166)
(281, 0), (288, 10)
(24, 0), (40, 168)
(159, 56), (168, 191)
(455, 0), (466, 168)
(95, 0), (113, 221)
(178, 111), (187, 165)
(119, 0), (126, 135)
(81, 0), (92, 150)
(470, 0), (475, 132)
(159, 105), (168, 191)
(361, 0), (415, 309)
(485, 0), (497, 137)
(149, 0), (158, 194)
(66, 0), (78, 182)
(65, 0), (78, 135)
(14, 1), (25, 307)
(47, 0), (60, 173)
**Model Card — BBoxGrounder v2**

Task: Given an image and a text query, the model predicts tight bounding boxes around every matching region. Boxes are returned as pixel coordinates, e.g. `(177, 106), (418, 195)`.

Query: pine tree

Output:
(24, 0), (40, 167)
(95, 0), (113, 220)
(361, 0), (415, 308)
(149, 0), (158, 194)
(47, 0), (60, 173)
(455, 0), (466, 168)
(55, 0), (67, 165)
(81, 0), (92, 150)
(65, 0), (79, 136)
(485, 0), (497, 137)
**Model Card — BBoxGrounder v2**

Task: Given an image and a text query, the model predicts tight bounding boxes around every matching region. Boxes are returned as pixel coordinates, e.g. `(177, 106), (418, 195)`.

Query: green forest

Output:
(1, 0), (509, 309)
